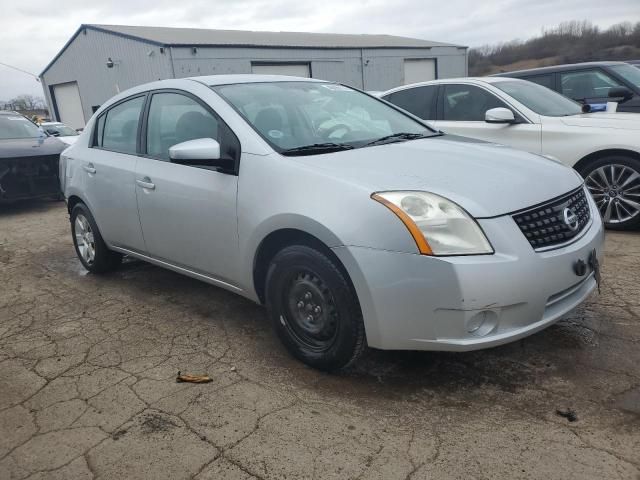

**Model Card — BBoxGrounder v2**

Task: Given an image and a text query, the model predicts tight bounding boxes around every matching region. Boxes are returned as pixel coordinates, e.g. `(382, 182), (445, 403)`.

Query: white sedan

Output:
(381, 77), (640, 229)
(40, 121), (79, 145)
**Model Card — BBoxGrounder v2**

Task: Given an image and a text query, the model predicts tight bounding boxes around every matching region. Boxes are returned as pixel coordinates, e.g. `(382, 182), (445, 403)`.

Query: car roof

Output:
(86, 74), (337, 122)
(189, 74), (327, 86)
(492, 61), (630, 77)
(380, 76), (525, 95)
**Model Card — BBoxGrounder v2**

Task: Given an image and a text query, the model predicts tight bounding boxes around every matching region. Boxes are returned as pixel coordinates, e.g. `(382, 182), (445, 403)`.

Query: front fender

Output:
(238, 213), (345, 298)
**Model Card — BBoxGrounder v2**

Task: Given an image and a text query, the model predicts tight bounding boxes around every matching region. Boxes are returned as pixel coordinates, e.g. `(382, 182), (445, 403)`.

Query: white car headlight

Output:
(372, 191), (493, 256)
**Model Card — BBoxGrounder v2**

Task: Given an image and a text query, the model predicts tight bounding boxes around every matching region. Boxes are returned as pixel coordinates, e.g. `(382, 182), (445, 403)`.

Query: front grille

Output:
(513, 187), (591, 250)
(0, 154), (60, 200)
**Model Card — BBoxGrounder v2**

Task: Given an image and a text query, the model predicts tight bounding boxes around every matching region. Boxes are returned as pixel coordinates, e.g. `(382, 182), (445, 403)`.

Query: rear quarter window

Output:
(95, 96), (145, 154)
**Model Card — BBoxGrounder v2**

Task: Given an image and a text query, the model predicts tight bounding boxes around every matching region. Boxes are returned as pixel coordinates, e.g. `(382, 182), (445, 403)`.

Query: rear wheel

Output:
(579, 155), (640, 230)
(265, 245), (365, 371)
(71, 203), (122, 273)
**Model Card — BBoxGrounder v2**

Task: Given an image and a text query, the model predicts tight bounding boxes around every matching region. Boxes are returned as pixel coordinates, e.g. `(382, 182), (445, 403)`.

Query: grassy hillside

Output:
(470, 20), (640, 76)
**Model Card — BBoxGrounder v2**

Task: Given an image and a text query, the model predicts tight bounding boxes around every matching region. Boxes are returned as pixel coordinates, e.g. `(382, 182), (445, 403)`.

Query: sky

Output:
(0, 0), (638, 100)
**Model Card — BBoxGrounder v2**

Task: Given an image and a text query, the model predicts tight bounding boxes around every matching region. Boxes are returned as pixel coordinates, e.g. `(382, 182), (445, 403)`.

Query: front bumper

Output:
(333, 200), (605, 351)
(0, 156), (60, 201)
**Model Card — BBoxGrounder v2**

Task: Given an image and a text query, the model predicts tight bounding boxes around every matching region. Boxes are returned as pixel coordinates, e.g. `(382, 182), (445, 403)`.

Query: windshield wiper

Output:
(363, 132), (435, 147)
(280, 142), (355, 156)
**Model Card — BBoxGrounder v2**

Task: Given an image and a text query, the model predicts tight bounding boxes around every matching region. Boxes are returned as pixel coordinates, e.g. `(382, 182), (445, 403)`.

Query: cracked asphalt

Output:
(1, 200), (639, 480)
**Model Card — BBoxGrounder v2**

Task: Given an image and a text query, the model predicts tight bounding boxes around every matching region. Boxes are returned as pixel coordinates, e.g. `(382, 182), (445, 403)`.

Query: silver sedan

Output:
(61, 75), (604, 370)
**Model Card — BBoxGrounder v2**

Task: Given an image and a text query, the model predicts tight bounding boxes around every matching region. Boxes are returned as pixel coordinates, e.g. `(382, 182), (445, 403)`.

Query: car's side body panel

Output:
(134, 155), (240, 285)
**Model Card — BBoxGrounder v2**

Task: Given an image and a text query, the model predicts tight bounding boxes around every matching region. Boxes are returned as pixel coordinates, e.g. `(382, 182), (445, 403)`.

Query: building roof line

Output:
(39, 24), (165, 78)
(40, 24), (466, 78)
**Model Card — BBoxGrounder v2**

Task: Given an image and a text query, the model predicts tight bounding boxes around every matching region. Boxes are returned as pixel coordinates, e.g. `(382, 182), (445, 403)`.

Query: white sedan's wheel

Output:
(586, 163), (640, 225)
(580, 156), (640, 230)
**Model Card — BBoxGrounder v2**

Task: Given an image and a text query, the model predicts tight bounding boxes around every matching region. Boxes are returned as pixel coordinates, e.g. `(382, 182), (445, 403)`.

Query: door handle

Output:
(83, 163), (96, 174)
(136, 177), (156, 190)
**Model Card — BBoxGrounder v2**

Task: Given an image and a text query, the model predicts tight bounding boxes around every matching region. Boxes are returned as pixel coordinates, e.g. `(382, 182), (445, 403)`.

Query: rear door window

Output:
(383, 86), (438, 120)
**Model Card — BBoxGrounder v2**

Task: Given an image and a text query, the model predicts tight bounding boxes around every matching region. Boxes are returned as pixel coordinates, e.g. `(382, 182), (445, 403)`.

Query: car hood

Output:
(57, 136), (78, 146)
(0, 136), (67, 159)
(560, 111), (640, 130)
(294, 135), (582, 218)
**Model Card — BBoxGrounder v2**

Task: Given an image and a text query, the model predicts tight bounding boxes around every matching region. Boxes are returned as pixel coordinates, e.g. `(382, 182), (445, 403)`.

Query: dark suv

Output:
(0, 111), (66, 201)
(494, 61), (640, 113)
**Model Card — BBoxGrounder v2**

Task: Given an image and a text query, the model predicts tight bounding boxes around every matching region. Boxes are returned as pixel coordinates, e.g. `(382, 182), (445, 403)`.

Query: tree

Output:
(469, 20), (640, 76)
(10, 94), (46, 111)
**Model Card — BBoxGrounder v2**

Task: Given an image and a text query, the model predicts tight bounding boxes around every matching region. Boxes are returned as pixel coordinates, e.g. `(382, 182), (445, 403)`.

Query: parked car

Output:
(381, 77), (640, 229)
(492, 61), (640, 113)
(61, 75), (604, 370)
(0, 111), (66, 201)
(40, 121), (80, 145)
(628, 60), (640, 70)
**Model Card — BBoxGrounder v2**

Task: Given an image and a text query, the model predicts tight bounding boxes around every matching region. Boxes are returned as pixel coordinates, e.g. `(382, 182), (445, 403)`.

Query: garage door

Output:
(403, 59), (436, 85)
(52, 82), (85, 129)
(251, 63), (311, 77)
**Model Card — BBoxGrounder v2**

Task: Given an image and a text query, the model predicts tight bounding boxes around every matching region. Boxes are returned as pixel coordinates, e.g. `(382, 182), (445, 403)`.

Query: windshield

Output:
(494, 80), (583, 117)
(610, 64), (640, 89)
(43, 124), (79, 136)
(0, 114), (43, 140)
(212, 81), (436, 154)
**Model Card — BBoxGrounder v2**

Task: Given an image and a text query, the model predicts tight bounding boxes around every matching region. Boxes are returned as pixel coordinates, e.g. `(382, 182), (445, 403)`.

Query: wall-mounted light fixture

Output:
(106, 57), (123, 69)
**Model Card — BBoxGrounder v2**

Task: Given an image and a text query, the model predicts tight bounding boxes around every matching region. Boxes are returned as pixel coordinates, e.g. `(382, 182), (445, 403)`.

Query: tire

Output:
(577, 155), (640, 230)
(265, 245), (365, 371)
(70, 203), (122, 273)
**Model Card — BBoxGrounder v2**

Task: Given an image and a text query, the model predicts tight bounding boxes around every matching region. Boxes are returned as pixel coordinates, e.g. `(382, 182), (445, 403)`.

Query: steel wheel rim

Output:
(585, 163), (640, 224)
(282, 270), (339, 352)
(74, 214), (96, 264)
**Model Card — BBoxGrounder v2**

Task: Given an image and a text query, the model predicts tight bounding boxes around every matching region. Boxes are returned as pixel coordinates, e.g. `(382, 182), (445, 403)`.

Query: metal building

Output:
(40, 24), (468, 129)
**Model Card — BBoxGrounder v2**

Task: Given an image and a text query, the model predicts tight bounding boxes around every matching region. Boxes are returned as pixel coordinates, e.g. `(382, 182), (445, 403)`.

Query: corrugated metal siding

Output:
(41, 28), (173, 124)
(361, 46), (467, 90)
(169, 46), (466, 91)
(170, 46), (366, 87)
(40, 29), (466, 120)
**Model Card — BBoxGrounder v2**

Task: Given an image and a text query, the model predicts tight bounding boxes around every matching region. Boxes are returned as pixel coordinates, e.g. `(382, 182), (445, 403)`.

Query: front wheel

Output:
(579, 155), (640, 230)
(265, 245), (366, 371)
(71, 203), (122, 273)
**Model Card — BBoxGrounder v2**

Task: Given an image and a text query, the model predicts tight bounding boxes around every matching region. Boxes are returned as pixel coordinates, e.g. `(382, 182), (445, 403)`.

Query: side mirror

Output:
(485, 107), (516, 124)
(608, 87), (633, 102)
(169, 138), (223, 167)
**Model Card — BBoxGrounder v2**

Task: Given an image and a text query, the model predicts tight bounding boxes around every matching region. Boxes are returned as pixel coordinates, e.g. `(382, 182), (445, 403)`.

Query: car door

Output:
(559, 68), (625, 105)
(432, 83), (542, 154)
(135, 90), (241, 284)
(79, 94), (146, 252)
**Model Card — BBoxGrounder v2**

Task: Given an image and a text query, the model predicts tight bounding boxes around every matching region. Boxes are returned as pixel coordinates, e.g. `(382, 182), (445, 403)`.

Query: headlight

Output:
(372, 191), (493, 255)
